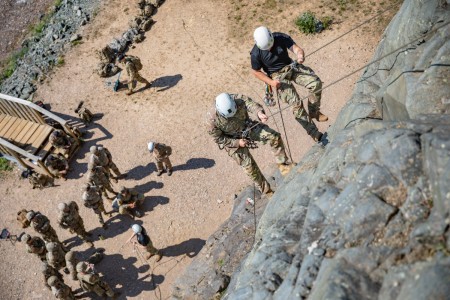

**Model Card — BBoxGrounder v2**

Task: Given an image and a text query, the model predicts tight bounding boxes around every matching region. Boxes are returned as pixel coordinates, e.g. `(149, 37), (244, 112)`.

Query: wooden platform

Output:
(0, 113), (54, 158)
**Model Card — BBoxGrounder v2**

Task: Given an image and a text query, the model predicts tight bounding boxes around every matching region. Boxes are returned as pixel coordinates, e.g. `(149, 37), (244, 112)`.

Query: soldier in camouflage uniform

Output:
(117, 54), (150, 95)
(75, 101), (94, 125)
(46, 242), (67, 271)
(42, 262), (64, 291)
(147, 141), (173, 176)
(21, 233), (47, 261)
(45, 154), (69, 179)
(49, 129), (77, 158)
(65, 251), (79, 281)
(48, 276), (76, 300)
(26, 211), (61, 243)
(89, 145), (124, 179)
(76, 261), (118, 299)
(208, 93), (289, 194)
(57, 201), (93, 247)
(87, 163), (117, 200)
(82, 183), (109, 227)
(112, 186), (144, 219)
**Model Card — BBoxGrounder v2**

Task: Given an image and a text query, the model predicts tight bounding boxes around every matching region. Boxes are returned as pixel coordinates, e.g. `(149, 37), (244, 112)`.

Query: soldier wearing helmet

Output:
(44, 154), (69, 179)
(57, 201), (93, 247)
(112, 186), (144, 219)
(21, 233), (47, 261)
(126, 224), (162, 261)
(46, 242), (67, 271)
(147, 141), (173, 176)
(27, 211), (61, 243)
(76, 261), (119, 298)
(82, 183), (109, 227)
(49, 129), (77, 158)
(207, 93), (289, 194)
(42, 262), (63, 291)
(251, 26), (326, 142)
(47, 275), (75, 300)
(89, 145), (125, 181)
(117, 53), (150, 96)
(87, 163), (117, 200)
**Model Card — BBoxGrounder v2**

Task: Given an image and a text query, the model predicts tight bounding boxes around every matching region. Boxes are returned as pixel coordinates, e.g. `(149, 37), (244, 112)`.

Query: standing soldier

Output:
(26, 211), (61, 243)
(47, 276), (76, 300)
(126, 224), (162, 261)
(207, 93), (289, 194)
(65, 251), (79, 281)
(117, 53), (150, 96)
(87, 163), (117, 200)
(21, 233), (47, 261)
(46, 242), (67, 271)
(45, 154), (69, 180)
(147, 141), (173, 176)
(82, 183), (109, 228)
(76, 261), (119, 299)
(57, 201), (94, 247)
(112, 186), (144, 219)
(42, 262), (64, 291)
(251, 26), (327, 142)
(89, 146), (124, 180)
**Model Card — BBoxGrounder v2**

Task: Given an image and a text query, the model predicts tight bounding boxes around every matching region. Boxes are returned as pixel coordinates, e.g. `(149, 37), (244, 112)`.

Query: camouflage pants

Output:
(108, 162), (121, 177)
(71, 221), (89, 241)
(100, 182), (116, 198)
(248, 124), (288, 164)
(42, 227), (60, 243)
(92, 202), (106, 225)
(145, 240), (159, 255)
(129, 72), (149, 92)
(156, 157), (172, 172)
(273, 64), (322, 137)
(87, 281), (114, 298)
(118, 196), (144, 216)
(229, 147), (270, 193)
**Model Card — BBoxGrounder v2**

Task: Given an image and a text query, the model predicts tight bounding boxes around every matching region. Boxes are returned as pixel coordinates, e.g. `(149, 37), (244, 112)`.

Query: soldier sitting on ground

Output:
(47, 275), (76, 300)
(21, 233), (47, 261)
(117, 53), (151, 96)
(57, 201), (94, 247)
(45, 154), (69, 180)
(148, 141), (173, 176)
(76, 261), (119, 299)
(112, 186), (144, 219)
(49, 129), (77, 158)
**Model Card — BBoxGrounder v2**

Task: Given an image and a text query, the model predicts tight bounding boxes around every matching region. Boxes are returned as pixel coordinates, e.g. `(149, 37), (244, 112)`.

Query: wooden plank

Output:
(15, 122), (34, 143)
(0, 102), (14, 116)
(27, 125), (46, 146)
(37, 141), (53, 159)
(8, 119), (29, 140)
(0, 116), (16, 136)
(4, 118), (25, 139)
(0, 115), (12, 130)
(0, 114), (7, 123)
(10, 102), (25, 119)
(19, 123), (39, 144)
(31, 126), (53, 150)
(12, 102), (29, 120)
(0, 137), (41, 161)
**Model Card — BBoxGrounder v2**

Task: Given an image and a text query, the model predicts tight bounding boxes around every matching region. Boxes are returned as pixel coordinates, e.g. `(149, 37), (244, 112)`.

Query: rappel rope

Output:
(133, 243), (163, 300)
(253, 183), (257, 243)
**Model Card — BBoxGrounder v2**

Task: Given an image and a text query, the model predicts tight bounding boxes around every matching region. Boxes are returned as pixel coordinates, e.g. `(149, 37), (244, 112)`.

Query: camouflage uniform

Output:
(112, 187), (144, 218)
(75, 102), (94, 124)
(96, 46), (120, 77)
(90, 146), (122, 177)
(30, 212), (61, 243)
(87, 165), (117, 199)
(207, 94), (288, 193)
(28, 172), (54, 189)
(77, 262), (116, 298)
(57, 201), (92, 246)
(123, 56), (150, 94)
(82, 184), (108, 226)
(45, 154), (69, 179)
(49, 129), (76, 157)
(65, 251), (79, 281)
(48, 276), (76, 300)
(152, 143), (173, 175)
(42, 262), (64, 291)
(22, 234), (47, 261)
(46, 242), (67, 271)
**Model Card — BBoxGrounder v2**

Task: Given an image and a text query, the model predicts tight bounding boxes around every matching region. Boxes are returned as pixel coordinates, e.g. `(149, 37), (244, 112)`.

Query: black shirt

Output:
(136, 228), (150, 246)
(250, 32), (295, 76)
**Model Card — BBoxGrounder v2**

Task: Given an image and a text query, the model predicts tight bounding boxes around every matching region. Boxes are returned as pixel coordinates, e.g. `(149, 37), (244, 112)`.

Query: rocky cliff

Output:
(173, 0), (450, 299)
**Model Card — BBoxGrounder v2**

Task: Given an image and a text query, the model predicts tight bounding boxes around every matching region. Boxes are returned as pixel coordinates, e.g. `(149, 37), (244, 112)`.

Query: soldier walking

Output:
(46, 242), (67, 271)
(57, 201), (93, 247)
(112, 186), (144, 219)
(26, 211), (61, 243)
(147, 141), (173, 176)
(47, 276), (76, 300)
(207, 93), (289, 194)
(76, 261), (119, 299)
(21, 233), (47, 261)
(87, 163), (117, 200)
(82, 183), (109, 228)
(126, 224), (162, 261)
(117, 53), (150, 96)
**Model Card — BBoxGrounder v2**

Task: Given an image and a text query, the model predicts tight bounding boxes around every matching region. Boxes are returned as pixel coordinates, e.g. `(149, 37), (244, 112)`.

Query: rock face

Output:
(0, 0), (101, 99)
(173, 0), (450, 299)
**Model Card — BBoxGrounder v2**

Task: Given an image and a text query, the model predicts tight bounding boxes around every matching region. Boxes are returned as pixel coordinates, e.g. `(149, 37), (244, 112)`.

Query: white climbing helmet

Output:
(132, 224), (142, 234)
(254, 26), (274, 50)
(215, 93), (236, 118)
(147, 142), (155, 152)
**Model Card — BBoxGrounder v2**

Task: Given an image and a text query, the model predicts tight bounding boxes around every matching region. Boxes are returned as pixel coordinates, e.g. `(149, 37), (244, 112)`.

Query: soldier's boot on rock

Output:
(278, 163), (294, 176)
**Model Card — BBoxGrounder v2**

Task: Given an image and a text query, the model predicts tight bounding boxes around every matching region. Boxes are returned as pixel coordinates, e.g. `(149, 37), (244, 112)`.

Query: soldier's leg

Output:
(250, 124), (288, 164)
(104, 182), (117, 198)
(44, 228), (61, 243)
(292, 65), (327, 121)
(135, 72), (150, 86)
(156, 160), (164, 176)
(109, 162), (121, 177)
(119, 206), (134, 219)
(230, 148), (271, 194)
(162, 157), (173, 175)
(93, 206), (106, 226)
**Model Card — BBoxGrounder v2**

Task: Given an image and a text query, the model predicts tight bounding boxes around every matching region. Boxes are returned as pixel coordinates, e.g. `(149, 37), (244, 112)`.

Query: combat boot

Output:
(155, 252), (163, 262)
(167, 169), (173, 176)
(156, 170), (163, 176)
(278, 163), (293, 176)
(311, 131), (323, 143)
(310, 111), (328, 122)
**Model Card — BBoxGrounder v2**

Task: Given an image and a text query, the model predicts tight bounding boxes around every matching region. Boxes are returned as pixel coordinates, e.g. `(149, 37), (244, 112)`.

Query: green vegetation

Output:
(217, 259), (224, 267)
(0, 47), (28, 84)
(71, 40), (83, 46)
(0, 158), (13, 172)
(56, 56), (65, 66)
(295, 11), (333, 35)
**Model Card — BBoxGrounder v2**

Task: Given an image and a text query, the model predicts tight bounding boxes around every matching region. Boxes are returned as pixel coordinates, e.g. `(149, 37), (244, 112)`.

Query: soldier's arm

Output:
(232, 94), (264, 115)
(206, 114), (240, 148)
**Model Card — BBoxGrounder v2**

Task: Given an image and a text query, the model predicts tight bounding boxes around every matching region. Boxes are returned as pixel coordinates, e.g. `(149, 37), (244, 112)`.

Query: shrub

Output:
(0, 158), (13, 172)
(295, 11), (333, 34)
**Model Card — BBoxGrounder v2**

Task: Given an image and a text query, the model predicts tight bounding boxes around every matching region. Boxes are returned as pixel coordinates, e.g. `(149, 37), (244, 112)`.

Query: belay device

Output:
(264, 84), (275, 107)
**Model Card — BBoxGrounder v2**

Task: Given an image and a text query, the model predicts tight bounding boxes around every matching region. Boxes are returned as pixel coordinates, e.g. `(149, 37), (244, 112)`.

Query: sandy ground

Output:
(0, 0), (398, 299)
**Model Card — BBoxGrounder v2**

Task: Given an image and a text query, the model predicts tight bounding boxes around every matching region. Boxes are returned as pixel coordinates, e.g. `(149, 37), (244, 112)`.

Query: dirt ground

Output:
(0, 0), (399, 299)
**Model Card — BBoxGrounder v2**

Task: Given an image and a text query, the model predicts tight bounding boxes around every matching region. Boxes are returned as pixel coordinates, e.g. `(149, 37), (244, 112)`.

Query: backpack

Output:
(17, 209), (30, 228)
(127, 55), (143, 71)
